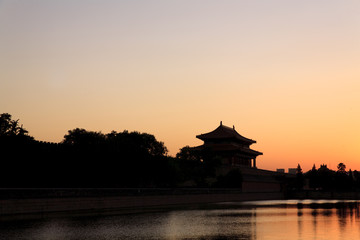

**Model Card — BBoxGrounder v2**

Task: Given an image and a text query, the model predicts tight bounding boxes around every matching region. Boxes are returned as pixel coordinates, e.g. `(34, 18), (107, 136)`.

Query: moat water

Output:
(1, 199), (360, 240)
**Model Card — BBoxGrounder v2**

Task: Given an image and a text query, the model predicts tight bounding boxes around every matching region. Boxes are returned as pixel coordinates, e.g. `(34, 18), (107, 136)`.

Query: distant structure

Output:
(276, 169), (285, 173)
(319, 164), (329, 171)
(288, 168), (297, 174)
(195, 121), (263, 168)
(192, 122), (290, 193)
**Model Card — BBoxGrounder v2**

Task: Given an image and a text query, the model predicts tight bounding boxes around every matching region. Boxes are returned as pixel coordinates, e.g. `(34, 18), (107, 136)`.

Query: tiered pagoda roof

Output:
(196, 121), (256, 144)
(195, 122), (262, 157)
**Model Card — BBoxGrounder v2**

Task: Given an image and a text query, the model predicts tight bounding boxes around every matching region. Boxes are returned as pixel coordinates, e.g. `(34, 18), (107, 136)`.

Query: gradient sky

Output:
(1, 0), (359, 171)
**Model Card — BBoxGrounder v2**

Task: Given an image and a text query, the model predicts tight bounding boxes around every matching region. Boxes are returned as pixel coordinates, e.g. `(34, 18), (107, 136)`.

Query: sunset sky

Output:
(1, 1), (359, 171)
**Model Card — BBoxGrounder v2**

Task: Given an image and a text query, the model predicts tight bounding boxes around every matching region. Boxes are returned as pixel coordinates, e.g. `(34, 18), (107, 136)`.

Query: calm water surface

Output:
(1, 199), (360, 240)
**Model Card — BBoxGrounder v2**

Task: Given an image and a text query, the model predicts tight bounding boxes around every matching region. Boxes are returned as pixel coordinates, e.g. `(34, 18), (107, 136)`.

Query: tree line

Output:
(290, 163), (360, 192)
(0, 113), (236, 188)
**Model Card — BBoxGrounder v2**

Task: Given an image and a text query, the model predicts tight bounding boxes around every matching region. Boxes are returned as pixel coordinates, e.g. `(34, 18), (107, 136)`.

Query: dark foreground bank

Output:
(0, 188), (283, 221)
(3, 188), (360, 221)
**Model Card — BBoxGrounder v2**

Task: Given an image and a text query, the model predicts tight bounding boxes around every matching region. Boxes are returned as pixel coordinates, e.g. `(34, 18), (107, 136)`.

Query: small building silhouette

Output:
(195, 121), (262, 168)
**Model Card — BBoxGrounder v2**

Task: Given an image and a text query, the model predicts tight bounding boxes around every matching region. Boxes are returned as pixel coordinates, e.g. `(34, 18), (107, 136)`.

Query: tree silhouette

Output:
(295, 163), (304, 190)
(59, 129), (171, 187)
(306, 164), (319, 189)
(296, 164), (303, 174)
(337, 162), (346, 173)
(0, 113), (177, 188)
(0, 113), (32, 138)
(316, 164), (335, 190)
(176, 146), (200, 162)
(335, 162), (350, 191)
(62, 128), (105, 146)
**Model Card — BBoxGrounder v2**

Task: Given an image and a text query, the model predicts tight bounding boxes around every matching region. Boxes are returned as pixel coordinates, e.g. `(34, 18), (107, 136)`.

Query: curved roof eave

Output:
(196, 124), (256, 144)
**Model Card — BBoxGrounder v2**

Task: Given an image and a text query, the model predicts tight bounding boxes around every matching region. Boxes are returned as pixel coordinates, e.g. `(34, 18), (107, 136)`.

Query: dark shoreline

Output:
(1, 188), (360, 221)
(0, 188), (282, 221)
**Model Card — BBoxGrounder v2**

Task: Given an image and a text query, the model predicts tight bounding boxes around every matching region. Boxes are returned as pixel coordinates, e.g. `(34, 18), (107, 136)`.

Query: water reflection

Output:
(0, 200), (359, 240)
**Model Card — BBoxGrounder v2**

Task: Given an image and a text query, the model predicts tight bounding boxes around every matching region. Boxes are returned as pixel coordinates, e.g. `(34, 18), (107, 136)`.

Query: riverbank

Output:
(3, 188), (360, 221)
(0, 188), (283, 221)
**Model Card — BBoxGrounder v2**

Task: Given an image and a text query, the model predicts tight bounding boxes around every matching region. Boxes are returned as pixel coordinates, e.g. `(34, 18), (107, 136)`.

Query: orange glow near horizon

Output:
(1, 1), (359, 173)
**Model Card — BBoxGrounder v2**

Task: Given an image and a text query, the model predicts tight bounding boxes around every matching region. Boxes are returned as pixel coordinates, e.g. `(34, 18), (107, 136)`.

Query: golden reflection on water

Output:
(0, 200), (360, 240)
(163, 200), (360, 240)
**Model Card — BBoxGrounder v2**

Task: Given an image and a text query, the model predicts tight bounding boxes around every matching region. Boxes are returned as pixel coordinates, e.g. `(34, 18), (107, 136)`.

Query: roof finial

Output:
(233, 125), (235, 130)
(220, 121), (222, 126)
